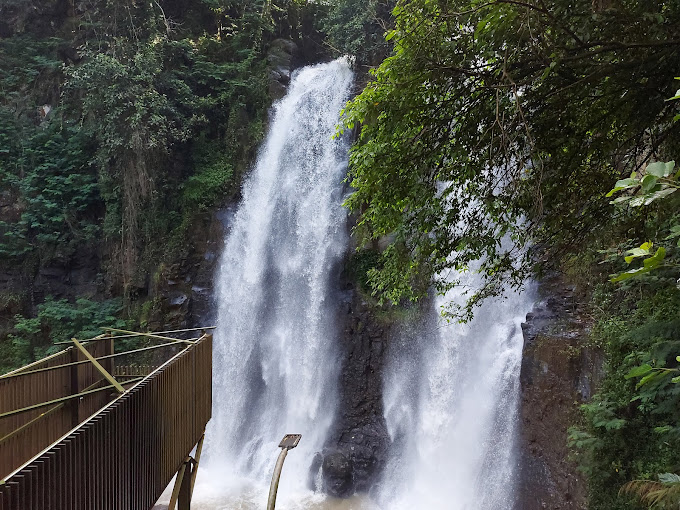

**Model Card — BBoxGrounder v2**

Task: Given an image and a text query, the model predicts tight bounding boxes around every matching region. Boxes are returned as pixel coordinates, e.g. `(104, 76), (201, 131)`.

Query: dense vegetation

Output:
(338, 0), (680, 507)
(0, 0), (325, 369)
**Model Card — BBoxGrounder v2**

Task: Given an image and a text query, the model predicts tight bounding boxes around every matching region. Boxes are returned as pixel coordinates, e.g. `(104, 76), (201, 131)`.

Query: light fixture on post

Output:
(266, 434), (302, 510)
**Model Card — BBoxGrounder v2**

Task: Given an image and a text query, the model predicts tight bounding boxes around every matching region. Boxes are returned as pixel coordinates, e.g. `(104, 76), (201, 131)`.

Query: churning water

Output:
(173, 58), (533, 510)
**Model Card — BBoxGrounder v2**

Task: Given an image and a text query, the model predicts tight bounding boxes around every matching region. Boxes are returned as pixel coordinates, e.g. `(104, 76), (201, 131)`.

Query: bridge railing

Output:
(0, 340), (115, 480)
(0, 333), (212, 510)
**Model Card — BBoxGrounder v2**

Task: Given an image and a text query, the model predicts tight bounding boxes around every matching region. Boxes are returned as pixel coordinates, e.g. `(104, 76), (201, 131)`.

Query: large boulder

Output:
(515, 273), (601, 510)
(321, 449), (354, 497)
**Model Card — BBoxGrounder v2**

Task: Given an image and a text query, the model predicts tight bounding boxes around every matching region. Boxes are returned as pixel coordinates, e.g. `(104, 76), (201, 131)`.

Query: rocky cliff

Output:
(516, 274), (603, 509)
(316, 273), (391, 497)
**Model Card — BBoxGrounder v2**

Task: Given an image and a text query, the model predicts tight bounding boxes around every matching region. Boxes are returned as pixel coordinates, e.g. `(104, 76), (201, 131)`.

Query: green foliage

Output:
(183, 139), (235, 210)
(622, 474), (680, 509)
(570, 288), (680, 509)
(6, 297), (128, 372)
(66, 46), (200, 161)
(69, 8), (270, 284)
(321, 0), (395, 66)
(606, 157), (680, 284)
(341, 0), (680, 319)
(611, 242), (668, 283)
(347, 248), (382, 294)
(608, 161), (678, 207)
(0, 35), (63, 109)
(0, 119), (101, 262)
(0, 0), (274, 291)
(0, 36), (100, 264)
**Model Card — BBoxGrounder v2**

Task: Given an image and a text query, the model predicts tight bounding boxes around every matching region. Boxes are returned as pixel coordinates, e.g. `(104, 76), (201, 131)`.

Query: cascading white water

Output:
(193, 58), (354, 509)
(378, 273), (535, 509)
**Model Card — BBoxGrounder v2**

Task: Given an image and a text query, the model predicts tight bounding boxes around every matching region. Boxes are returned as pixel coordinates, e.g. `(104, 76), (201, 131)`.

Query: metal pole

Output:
(266, 434), (301, 510)
(266, 448), (289, 510)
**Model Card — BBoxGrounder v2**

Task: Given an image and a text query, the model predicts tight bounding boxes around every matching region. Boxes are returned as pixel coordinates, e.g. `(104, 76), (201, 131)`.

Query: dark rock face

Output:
(267, 39), (299, 100)
(317, 278), (390, 497)
(157, 210), (227, 330)
(516, 273), (603, 510)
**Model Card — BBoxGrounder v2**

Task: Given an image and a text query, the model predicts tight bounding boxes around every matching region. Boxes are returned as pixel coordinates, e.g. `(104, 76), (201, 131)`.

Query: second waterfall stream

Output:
(182, 59), (535, 509)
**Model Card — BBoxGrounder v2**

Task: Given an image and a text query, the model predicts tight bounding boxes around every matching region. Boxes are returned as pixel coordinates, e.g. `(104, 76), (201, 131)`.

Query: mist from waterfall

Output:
(378, 275), (535, 509)
(193, 58), (354, 509)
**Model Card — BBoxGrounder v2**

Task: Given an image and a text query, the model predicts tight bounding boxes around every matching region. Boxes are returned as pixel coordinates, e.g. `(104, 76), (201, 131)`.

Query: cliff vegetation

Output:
(337, 0), (680, 508)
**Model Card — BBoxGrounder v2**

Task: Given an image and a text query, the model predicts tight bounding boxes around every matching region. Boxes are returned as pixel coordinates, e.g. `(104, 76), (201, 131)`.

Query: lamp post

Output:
(266, 434), (302, 510)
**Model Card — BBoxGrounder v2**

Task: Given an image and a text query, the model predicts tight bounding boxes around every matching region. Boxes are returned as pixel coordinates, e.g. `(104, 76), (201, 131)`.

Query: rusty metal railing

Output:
(0, 332), (212, 509)
(0, 340), (114, 480)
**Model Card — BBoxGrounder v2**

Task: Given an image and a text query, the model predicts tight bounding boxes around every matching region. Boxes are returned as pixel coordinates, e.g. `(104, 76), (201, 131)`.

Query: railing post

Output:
(178, 458), (194, 510)
(70, 347), (80, 427)
(103, 331), (115, 377)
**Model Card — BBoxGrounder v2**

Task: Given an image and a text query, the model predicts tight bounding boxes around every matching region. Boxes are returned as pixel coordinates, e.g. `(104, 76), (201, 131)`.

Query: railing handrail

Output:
(0, 340), (191, 380)
(52, 326), (216, 345)
(1, 347), (76, 377)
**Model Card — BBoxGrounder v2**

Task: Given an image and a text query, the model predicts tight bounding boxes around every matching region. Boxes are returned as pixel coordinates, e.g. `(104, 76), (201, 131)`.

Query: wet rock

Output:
(322, 449), (354, 497)
(167, 292), (188, 308)
(309, 452), (324, 490)
(515, 273), (602, 510)
(319, 265), (390, 496)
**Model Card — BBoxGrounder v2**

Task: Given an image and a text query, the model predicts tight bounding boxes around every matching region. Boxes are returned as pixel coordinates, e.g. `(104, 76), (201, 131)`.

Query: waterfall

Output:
(195, 58), (354, 508)
(378, 273), (534, 509)
(185, 55), (533, 510)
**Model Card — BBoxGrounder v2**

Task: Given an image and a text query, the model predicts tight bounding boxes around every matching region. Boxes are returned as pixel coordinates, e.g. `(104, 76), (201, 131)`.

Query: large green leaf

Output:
(625, 364), (653, 379)
(646, 161), (675, 178)
(658, 473), (680, 484)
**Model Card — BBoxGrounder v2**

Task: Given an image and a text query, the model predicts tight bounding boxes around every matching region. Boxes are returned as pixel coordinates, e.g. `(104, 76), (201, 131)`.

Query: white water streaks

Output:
(379, 274), (535, 510)
(195, 58), (354, 507)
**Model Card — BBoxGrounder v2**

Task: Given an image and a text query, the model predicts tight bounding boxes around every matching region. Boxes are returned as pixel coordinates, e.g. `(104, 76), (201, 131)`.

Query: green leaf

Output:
(641, 174), (658, 192)
(666, 90), (680, 101)
(624, 242), (652, 263)
(646, 161), (675, 178)
(643, 247), (666, 269)
(665, 225), (680, 240)
(606, 178), (639, 197)
(658, 473), (680, 484)
(611, 266), (652, 282)
(644, 187), (677, 205)
(625, 364), (653, 379)
(638, 371), (665, 387)
(611, 195), (632, 204)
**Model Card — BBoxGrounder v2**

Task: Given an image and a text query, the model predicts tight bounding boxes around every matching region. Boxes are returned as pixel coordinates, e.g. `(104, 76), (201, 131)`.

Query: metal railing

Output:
(0, 332), (212, 509)
(0, 340), (115, 480)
